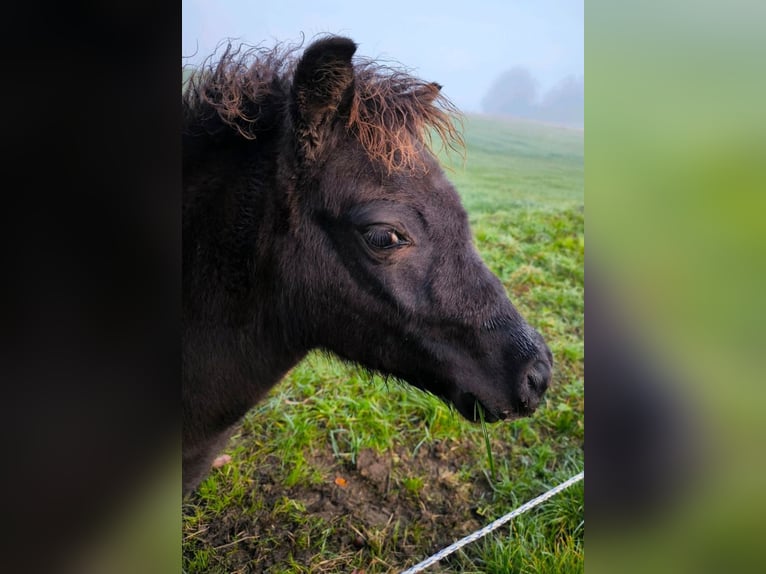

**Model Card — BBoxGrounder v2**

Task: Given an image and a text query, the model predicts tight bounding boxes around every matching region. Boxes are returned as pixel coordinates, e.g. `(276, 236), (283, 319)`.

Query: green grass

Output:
(443, 115), (584, 215)
(182, 114), (584, 573)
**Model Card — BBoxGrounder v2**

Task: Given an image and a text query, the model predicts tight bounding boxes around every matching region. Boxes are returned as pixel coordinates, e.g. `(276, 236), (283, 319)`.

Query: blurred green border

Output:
(587, 2), (766, 573)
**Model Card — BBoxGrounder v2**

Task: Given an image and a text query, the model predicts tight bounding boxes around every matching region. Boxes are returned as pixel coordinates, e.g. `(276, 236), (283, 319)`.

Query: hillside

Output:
(443, 114), (584, 214)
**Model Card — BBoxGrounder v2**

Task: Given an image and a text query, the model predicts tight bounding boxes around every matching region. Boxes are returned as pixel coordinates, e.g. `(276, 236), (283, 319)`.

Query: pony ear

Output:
(292, 37), (357, 154)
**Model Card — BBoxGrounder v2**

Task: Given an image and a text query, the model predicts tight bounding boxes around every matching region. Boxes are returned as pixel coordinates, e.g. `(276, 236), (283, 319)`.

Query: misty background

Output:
(482, 67), (583, 127)
(182, 0), (583, 128)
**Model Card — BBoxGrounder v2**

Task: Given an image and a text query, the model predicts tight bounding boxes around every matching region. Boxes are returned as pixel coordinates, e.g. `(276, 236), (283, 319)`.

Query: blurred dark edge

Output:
(0, 3), (180, 573)
(584, 269), (704, 528)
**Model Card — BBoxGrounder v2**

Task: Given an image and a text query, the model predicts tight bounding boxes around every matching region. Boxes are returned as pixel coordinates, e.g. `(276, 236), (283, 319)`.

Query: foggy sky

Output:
(182, 0), (583, 119)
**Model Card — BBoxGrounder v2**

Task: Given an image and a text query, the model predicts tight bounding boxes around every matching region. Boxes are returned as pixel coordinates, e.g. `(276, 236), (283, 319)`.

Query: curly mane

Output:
(183, 39), (464, 172)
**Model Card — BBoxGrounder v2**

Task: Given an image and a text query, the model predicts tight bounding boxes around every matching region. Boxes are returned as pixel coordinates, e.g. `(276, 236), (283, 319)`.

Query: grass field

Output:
(182, 114), (584, 573)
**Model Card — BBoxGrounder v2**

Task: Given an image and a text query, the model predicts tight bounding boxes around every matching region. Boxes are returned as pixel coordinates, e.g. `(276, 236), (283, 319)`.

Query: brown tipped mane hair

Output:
(182, 39), (464, 172)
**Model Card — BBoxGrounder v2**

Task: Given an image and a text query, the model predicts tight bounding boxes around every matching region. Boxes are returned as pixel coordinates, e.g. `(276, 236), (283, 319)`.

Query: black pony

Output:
(182, 36), (552, 494)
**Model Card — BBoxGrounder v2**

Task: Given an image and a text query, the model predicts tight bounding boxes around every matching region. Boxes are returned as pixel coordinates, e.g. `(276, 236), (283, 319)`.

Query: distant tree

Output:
(482, 67), (584, 127)
(481, 66), (540, 118)
(538, 74), (584, 127)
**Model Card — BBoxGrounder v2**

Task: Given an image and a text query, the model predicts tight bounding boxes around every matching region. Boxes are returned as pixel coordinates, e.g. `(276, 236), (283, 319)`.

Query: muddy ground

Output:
(183, 438), (502, 573)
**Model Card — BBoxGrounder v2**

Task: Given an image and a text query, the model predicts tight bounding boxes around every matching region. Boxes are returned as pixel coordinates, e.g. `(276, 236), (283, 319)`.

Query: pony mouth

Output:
(451, 362), (549, 422)
(411, 373), (531, 423)
(453, 391), (519, 423)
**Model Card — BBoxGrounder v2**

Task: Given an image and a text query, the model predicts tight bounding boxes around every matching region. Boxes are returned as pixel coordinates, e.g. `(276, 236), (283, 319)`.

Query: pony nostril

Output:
(527, 359), (551, 395)
(527, 373), (543, 394)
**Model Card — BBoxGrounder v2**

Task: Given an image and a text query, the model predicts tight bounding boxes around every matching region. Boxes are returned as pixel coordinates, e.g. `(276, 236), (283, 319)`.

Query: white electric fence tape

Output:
(399, 470), (584, 574)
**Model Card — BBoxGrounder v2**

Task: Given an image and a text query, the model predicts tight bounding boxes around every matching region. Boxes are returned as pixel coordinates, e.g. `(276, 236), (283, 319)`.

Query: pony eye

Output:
(363, 227), (407, 249)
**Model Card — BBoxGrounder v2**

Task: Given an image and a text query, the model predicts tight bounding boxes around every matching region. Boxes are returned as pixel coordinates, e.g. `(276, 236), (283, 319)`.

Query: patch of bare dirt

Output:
(183, 438), (497, 573)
